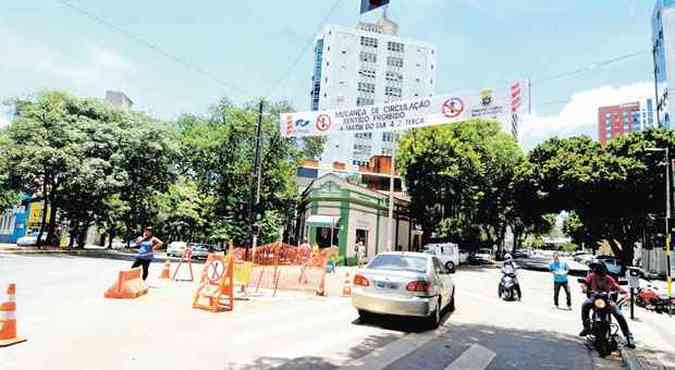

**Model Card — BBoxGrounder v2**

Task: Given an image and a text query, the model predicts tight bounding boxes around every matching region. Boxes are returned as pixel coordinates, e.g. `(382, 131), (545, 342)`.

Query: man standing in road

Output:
(548, 252), (571, 309)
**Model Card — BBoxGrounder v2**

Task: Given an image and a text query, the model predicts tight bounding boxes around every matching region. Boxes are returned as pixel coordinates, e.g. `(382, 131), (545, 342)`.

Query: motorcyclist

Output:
(500, 254), (522, 300)
(579, 261), (635, 348)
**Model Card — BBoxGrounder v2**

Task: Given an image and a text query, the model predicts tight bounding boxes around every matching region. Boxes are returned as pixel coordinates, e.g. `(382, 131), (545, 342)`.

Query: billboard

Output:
(280, 82), (527, 138)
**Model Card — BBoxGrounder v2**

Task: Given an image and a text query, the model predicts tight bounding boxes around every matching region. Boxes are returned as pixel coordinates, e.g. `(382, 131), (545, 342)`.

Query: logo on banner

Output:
(316, 114), (332, 131)
(480, 89), (493, 107)
(295, 119), (310, 128)
(442, 98), (464, 118)
(284, 115), (294, 136)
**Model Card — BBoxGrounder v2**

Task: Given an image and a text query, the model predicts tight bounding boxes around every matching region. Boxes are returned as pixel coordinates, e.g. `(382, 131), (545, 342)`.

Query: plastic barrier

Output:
(342, 272), (352, 297)
(159, 260), (171, 279)
(0, 284), (27, 347)
(104, 268), (148, 299)
(192, 253), (234, 312)
(172, 249), (194, 282)
(233, 261), (254, 297)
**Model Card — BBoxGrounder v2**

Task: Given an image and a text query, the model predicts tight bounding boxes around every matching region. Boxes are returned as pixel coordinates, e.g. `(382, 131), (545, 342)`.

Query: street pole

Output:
(250, 100), (264, 259)
(385, 136), (396, 252)
(666, 147), (673, 314)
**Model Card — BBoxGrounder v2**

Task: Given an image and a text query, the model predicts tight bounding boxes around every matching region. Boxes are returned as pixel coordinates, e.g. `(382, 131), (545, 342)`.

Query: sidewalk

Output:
(622, 306), (675, 370)
(0, 243), (180, 263)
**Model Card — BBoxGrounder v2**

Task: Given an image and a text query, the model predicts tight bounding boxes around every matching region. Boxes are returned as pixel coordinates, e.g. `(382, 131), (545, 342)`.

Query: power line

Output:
(534, 49), (649, 86)
(269, 0), (344, 96)
(57, 0), (251, 96)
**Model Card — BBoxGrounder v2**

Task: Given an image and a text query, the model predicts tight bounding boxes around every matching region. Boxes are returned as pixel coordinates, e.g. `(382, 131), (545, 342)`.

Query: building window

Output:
(385, 86), (402, 97)
(358, 82), (375, 94)
(360, 51), (377, 63)
(387, 56), (404, 68)
(360, 36), (378, 48)
(359, 68), (376, 79)
(387, 41), (404, 53)
(382, 132), (398, 142)
(385, 71), (403, 83)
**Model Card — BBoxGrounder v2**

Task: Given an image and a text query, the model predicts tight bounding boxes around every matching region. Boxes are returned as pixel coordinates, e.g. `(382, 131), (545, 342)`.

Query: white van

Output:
(423, 243), (460, 272)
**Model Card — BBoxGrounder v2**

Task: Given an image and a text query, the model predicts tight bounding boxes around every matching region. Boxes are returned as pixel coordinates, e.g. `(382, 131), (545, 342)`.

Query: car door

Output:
(431, 257), (449, 307)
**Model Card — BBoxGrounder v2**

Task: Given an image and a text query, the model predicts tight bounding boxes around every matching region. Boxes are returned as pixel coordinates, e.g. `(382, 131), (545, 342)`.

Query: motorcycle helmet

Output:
(504, 253), (512, 261)
(595, 261), (608, 277)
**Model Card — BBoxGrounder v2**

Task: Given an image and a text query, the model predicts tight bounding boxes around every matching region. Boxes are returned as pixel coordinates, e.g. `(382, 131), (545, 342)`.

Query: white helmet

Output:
(504, 253), (512, 261)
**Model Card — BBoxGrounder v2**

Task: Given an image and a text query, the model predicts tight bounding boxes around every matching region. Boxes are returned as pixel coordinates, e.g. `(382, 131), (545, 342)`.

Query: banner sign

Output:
(280, 81), (527, 138)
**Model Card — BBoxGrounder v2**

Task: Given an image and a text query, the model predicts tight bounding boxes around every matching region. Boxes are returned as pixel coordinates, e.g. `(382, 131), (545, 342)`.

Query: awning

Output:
(306, 215), (340, 227)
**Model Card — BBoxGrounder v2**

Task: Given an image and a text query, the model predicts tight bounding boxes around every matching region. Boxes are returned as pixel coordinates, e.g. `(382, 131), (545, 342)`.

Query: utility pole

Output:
(384, 135), (396, 252)
(249, 100), (264, 259)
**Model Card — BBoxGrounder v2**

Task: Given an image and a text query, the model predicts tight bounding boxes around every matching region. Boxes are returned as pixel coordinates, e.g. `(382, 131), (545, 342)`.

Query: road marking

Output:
(444, 344), (496, 370)
(341, 322), (452, 370)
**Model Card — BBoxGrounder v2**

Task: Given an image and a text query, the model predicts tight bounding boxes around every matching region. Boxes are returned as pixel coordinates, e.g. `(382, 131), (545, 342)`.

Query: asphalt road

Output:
(0, 254), (641, 370)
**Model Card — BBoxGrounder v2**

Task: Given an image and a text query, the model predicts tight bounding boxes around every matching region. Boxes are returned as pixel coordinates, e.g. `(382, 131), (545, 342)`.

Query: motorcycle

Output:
(636, 282), (675, 314)
(498, 270), (519, 301)
(578, 278), (628, 357)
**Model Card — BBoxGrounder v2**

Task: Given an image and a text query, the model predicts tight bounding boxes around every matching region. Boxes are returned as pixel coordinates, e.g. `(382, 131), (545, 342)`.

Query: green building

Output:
(298, 173), (421, 261)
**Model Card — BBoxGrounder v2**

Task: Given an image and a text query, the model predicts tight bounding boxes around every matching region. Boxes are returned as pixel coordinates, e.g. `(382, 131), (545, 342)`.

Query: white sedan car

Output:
(166, 241), (188, 257)
(16, 233), (47, 246)
(351, 251), (456, 329)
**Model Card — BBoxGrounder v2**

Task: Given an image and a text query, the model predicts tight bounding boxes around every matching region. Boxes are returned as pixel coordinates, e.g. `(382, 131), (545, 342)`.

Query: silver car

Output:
(351, 252), (456, 328)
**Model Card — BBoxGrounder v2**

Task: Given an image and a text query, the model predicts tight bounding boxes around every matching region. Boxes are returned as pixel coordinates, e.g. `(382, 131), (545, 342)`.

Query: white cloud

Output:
(0, 26), (137, 104)
(519, 81), (654, 150)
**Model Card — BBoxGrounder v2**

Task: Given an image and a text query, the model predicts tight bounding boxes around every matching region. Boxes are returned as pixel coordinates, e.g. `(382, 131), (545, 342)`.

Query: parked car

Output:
(423, 242), (459, 272)
(596, 256), (624, 276)
(166, 241), (188, 257)
(468, 248), (493, 265)
(189, 244), (210, 260)
(110, 240), (127, 249)
(16, 232), (48, 247)
(351, 252), (456, 329)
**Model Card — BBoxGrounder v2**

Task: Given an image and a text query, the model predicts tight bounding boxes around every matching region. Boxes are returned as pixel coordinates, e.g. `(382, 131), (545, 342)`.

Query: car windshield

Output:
(367, 255), (427, 273)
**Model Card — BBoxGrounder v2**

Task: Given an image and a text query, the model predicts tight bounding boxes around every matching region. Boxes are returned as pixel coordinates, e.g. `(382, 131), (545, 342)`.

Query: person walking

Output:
(131, 226), (163, 281)
(548, 252), (571, 309)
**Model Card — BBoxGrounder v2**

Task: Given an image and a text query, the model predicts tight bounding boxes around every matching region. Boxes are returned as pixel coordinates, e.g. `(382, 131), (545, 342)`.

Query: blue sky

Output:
(0, 0), (659, 148)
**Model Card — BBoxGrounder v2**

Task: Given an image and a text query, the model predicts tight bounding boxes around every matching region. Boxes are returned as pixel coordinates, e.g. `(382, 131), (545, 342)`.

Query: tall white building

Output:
(653, 0), (675, 128)
(310, 16), (436, 168)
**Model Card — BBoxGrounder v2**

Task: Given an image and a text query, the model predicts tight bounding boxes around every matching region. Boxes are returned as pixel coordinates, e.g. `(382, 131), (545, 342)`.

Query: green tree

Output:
(397, 119), (525, 250)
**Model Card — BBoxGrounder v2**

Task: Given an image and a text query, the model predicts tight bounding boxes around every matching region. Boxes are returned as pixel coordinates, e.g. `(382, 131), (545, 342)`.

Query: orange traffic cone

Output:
(0, 284), (27, 347)
(159, 260), (171, 279)
(342, 272), (352, 297)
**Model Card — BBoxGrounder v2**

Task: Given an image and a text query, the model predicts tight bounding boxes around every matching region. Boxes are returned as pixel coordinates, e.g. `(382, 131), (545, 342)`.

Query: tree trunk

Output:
(46, 191), (58, 247)
(36, 180), (49, 248)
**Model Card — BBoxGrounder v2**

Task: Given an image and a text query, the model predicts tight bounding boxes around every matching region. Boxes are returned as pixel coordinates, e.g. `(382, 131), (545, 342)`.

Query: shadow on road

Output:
(387, 322), (599, 370)
(222, 332), (400, 370)
(350, 308), (455, 334)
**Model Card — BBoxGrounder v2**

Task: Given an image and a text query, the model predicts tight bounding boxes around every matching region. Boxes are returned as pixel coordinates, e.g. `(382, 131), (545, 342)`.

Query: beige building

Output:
(297, 173), (421, 262)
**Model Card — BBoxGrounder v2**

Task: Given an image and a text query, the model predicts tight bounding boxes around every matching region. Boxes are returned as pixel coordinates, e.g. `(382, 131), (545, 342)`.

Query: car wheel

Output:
(445, 261), (456, 273)
(449, 289), (456, 312)
(357, 310), (372, 323)
(426, 296), (441, 330)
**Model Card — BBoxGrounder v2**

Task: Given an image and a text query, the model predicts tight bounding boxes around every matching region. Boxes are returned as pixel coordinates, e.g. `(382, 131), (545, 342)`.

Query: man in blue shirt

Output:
(548, 252), (571, 309)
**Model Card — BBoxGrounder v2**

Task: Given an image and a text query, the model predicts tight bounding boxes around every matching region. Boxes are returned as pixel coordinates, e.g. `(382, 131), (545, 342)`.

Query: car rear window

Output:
(367, 255), (427, 273)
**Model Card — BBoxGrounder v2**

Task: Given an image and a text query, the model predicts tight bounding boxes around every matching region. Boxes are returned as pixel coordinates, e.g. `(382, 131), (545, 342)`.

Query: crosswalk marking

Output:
(444, 344), (496, 370)
(341, 322), (452, 370)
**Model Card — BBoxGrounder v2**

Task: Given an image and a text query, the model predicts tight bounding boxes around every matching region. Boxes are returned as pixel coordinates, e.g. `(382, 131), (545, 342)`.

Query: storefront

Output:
(297, 173), (421, 260)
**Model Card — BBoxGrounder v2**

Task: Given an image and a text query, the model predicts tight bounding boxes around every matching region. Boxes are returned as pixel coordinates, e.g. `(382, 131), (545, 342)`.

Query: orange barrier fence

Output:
(104, 268), (148, 299)
(0, 284), (27, 348)
(193, 253), (234, 312)
(159, 260), (171, 279)
(172, 249), (194, 282)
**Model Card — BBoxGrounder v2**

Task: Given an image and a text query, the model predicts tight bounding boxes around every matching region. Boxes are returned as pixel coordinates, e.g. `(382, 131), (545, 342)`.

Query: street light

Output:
(646, 147), (673, 313)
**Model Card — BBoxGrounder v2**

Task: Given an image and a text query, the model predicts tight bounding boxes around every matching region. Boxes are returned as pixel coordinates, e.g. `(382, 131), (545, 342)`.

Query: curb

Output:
(622, 349), (644, 370)
(0, 249), (206, 264)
